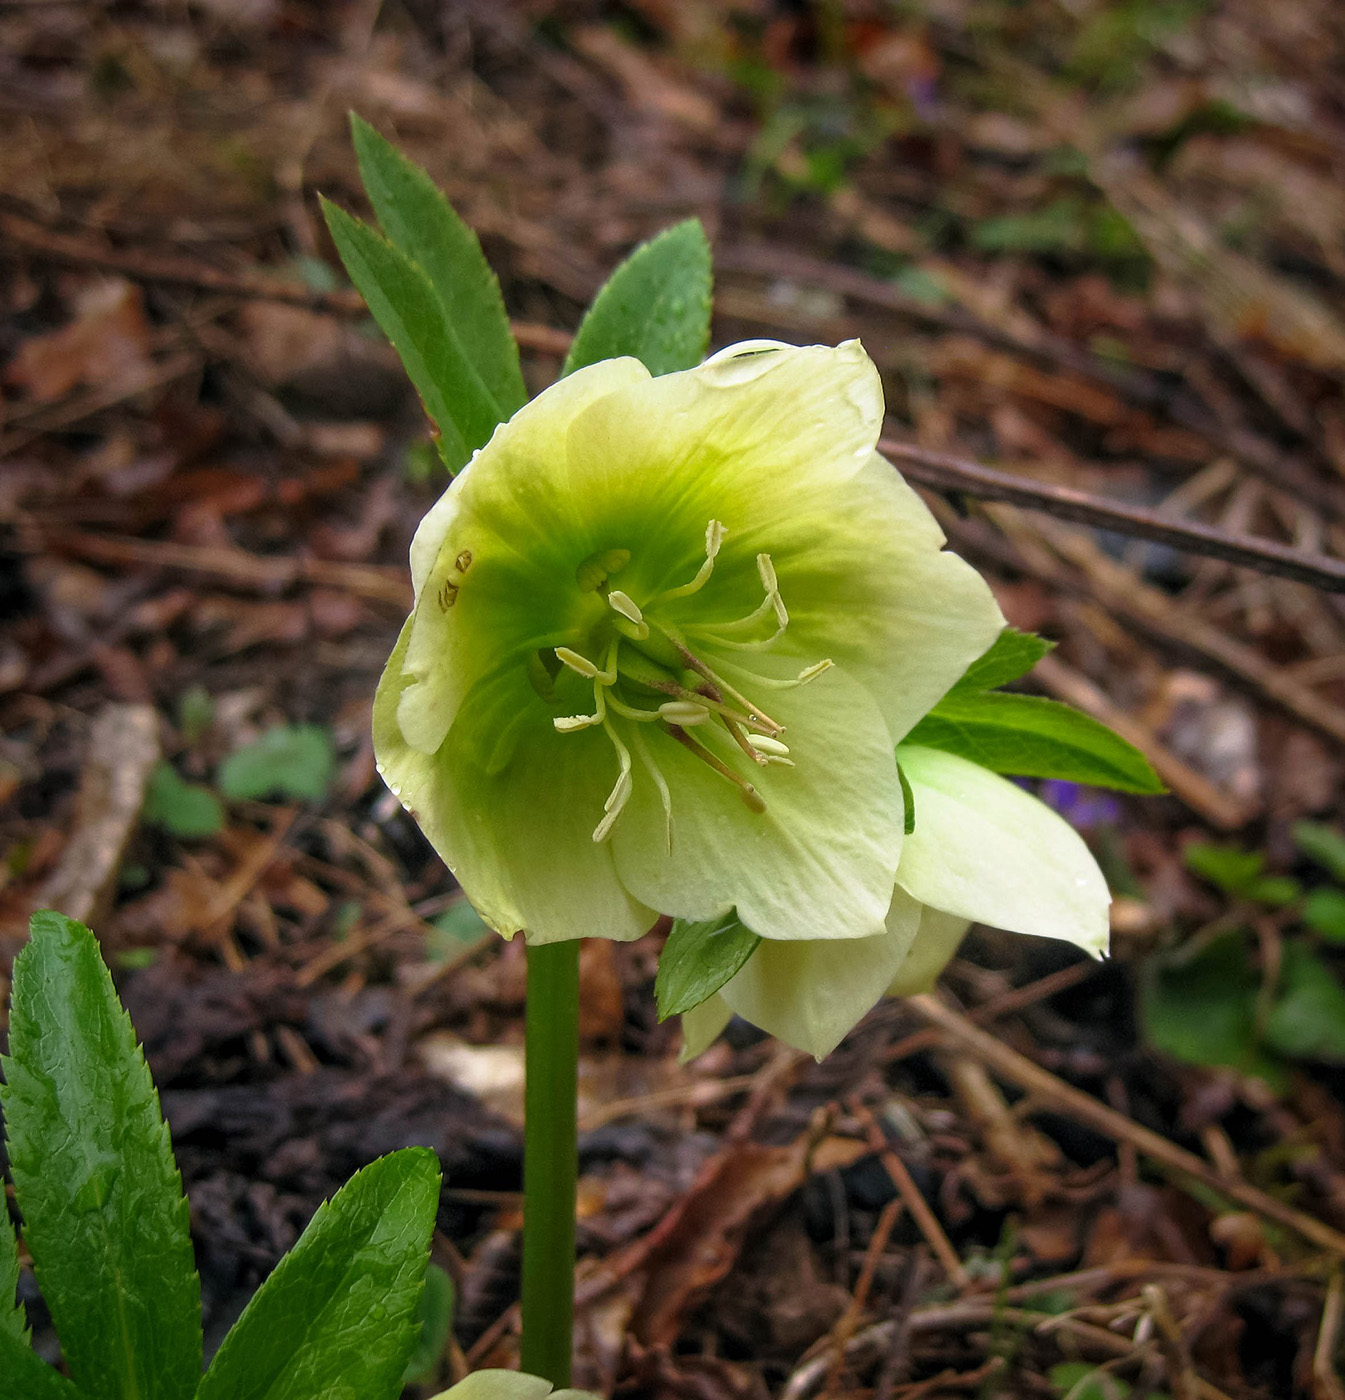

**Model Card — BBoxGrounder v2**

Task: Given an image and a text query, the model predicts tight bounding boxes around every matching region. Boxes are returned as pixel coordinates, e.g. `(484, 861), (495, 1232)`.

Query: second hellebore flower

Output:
(375, 340), (1005, 945)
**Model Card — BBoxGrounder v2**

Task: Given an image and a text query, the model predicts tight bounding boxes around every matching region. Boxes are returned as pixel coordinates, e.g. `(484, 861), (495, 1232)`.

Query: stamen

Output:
(748, 658), (834, 689)
(631, 725), (674, 853)
(592, 720), (634, 842)
(757, 554), (789, 630)
(606, 693), (662, 723)
(607, 590), (644, 626)
(555, 646), (616, 684)
(657, 700), (711, 726)
(699, 553), (788, 650)
(666, 724), (768, 813)
(553, 677), (609, 732)
(654, 520), (726, 604)
(554, 714), (600, 733)
(748, 735), (790, 757)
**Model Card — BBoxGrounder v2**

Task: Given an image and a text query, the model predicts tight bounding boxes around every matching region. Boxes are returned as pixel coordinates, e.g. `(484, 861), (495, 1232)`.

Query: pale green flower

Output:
(375, 339), (1003, 944)
(428, 1371), (598, 1400)
(682, 744), (1112, 1060)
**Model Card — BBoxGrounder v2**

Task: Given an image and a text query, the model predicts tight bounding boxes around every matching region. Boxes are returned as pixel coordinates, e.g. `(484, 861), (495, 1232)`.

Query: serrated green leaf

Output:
(1139, 932), (1282, 1085)
(1265, 945), (1345, 1063)
(0, 1201), (24, 1346)
(217, 723), (335, 802)
(1294, 822), (1345, 883)
(196, 1148), (440, 1400)
(563, 220), (712, 378)
(903, 691), (1164, 794)
(402, 1262), (454, 1384)
(655, 913), (760, 1020)
(142, 761), (224, 839)
(950, 626), (1053, 693)
(0, 1331), (82, 1400)
(322, 199), (498, 470)
(1, 911), (202, 1400)
(350, 116), (526, 420)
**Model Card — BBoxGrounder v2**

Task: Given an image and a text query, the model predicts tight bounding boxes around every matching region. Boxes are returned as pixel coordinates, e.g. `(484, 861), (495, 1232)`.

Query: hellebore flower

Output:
(375, 340), (1004, 945)
(681, 744), (1112, 1060)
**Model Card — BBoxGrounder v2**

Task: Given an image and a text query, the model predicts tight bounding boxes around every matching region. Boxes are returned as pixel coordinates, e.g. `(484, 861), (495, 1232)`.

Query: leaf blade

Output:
(195, 1148), (440, 1400)
(0, 1198), (26, 1346)
(350, 116), (526, 419)
(1, 910), (202, 1400)
(656, 913), (760, 1020)
(904, 691), (1164, 794)
(564, 220), (712, 378)
(0, 1331), (83, 1400)
(321, 200), (498, 469)
(950, 626), (1053, 694)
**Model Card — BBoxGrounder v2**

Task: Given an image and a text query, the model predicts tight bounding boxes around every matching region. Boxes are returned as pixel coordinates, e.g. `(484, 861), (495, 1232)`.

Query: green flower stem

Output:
(520, 938), (580, 1386)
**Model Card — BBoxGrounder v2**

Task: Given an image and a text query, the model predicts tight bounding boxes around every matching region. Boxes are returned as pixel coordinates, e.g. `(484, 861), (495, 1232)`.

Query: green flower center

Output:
(540, 520), (831, 847)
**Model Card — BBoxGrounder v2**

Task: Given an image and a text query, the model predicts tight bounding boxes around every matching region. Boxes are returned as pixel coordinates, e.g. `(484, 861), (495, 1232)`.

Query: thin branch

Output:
(879, 437), (1345, 594)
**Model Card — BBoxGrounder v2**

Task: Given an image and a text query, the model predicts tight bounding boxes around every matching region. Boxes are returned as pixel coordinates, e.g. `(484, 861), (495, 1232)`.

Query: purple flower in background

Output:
(1039, 779), (1123, 831)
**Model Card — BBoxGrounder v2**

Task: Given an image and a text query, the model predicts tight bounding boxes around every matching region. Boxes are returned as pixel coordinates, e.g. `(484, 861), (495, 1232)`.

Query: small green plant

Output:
(0, 911), (442, 1400)
(1141, 825), (1345, 1081)
(216, 722), (336, 802)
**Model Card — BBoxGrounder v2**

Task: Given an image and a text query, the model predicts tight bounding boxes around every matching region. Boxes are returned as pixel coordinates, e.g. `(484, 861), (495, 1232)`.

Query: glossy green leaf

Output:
(0, 1333), (82, 1400)
(196, 1148), (440, 1400)
(142, 761), (224, 839)
(1294, 822), (1345, 883)
(563, 220), (712, 378)
(655, 913), (761, 1020)
(950, 626), (1053, 693)
(1, 910), (202, 1400)
(904, 691), (1164, 794)
(217, 723), (335, 802)
(322, 199), (498, 469)
(402, 1262), (455, 1384)
(1265, 945), (1345, 1063)
(1304, 888), (1345, 944)
(351, 116), (526, 420)
(1139, 932), (1281, 1084)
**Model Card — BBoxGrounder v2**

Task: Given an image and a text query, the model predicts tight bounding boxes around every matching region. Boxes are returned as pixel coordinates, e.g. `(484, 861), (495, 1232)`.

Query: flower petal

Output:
(375, 618), (655, 944)
(692, 451), (1004, 741)
(559, 340), (885, 603)
(894, 745), (1110, 956)
(885, 904), (972, 997)
(400, 357), (652, 753)
(611, 660), (904, 942)
(717, 886), (922, 1058)
(432, 1373), (555, 1400)
(679, 993), (733, 1063)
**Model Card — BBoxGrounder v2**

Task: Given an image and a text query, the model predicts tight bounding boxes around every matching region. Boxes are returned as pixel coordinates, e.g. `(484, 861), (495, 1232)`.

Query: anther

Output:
(657, 700), (711, 726)
(607, 590), (644, 626)
(555, 646), (616, 684)
(554, 713), (601, 733)
(748, 735), (790, 757)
